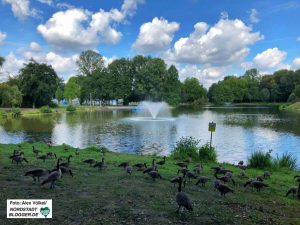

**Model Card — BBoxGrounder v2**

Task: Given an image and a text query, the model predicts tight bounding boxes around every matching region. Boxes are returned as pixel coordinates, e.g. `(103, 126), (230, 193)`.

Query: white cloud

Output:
(166, 18), (263, 67)
(0, 31), (7, 45)
(297, 36), (300, 41)
(133, 17), (180, 53)
(249, 8), (260, 23)
(1, 52), (24, 80)
(1, 0), (36, 20)
(220, 11), (229, 20)
(37, 0), (144, 51)
(253, 48), (287, 69)
(36, 0), (53, 6)
(30, 42), (42, 51)
(293, 57), (300, 67)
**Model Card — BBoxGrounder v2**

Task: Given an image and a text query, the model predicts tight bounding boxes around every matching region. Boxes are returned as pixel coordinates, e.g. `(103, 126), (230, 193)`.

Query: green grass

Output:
(0, 143), (300, 225)
(282, 102), (300, 112)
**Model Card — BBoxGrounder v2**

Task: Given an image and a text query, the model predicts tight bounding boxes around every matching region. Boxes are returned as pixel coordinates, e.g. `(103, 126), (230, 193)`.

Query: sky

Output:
(0, 0), (300, 87)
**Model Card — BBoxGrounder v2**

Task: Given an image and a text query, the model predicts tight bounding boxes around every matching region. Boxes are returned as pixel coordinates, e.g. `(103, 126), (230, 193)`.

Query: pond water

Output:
(1, 106), (300, 165)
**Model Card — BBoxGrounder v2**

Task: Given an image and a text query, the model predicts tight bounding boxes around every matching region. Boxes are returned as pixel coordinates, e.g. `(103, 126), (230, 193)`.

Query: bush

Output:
(11, 107), (21, 118)
(171, 136), (200, 160)
(199, 143), (217, 162)
(273, 153), (297, 170)
(248, 150), (272, 169)
(66, 104), (76, 112)
(40, 105), (52, 114)
(171, 137), (217, 162)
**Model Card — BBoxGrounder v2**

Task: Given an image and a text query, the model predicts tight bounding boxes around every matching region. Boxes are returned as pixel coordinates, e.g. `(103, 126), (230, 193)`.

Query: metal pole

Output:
(210, 131), (213, 150)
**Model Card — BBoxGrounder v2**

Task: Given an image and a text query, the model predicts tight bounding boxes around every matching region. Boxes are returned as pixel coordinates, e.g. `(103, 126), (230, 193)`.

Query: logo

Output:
(40, 207), (50, 218)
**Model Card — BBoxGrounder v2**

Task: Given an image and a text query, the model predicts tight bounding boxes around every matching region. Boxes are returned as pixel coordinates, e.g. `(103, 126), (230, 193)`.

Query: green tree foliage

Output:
(76, 50), (105, 76)
(18, 60), (60, 108)
(64, 77), (80, 103)
(0, 56), (4, 68)
(181, 77), (207, 104)
(162, 65), (182, 106)
(0, 85), (22, 107)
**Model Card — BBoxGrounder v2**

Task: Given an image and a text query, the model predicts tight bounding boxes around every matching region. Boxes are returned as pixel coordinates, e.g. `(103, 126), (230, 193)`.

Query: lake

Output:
(1, 106), (300, 166)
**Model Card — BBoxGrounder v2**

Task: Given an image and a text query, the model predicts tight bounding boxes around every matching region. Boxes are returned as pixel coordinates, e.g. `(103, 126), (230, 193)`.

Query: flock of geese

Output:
(8, 144), (300, 213)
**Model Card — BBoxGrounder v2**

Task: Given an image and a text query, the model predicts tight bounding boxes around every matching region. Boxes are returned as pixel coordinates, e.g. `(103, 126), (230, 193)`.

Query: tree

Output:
(181, 77), (207, 104)
(0, 56), (4, 68)
(76, 50), (105, 76)
(18, 60), (59, 108)
(64, 77), (80, 103)
(162, 65), (181, 105)
(1, 85), (22, 107)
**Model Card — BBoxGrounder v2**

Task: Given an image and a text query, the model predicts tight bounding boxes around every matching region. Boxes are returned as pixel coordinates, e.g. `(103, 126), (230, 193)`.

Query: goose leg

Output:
(176, 205), (181, 213)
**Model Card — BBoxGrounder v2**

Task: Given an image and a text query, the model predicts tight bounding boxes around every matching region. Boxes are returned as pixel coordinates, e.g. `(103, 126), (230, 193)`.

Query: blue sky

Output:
(0, 0), (300, 86)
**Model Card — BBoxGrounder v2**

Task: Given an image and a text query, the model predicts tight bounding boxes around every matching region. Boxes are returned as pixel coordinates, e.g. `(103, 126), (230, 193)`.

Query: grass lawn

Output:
(0, 143), (299, 225)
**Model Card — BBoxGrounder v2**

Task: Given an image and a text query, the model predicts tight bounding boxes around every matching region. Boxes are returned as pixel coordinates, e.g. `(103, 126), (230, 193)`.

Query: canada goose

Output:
(195, 176), (210, 187)
(215, 174), (235, 185)
(11, 152), (29, 165)
(215, 182), (234, 196)
(118, 162), (129, 168)
(213, 180), (222, 191)
(295, 176), (300, 183)
(133, 163), (147, 171)
(294, 175), (300, 179)
(175, 177), (193, 213)
(185, 171), (197, 181)
(256, 176), (264, 182)
(148, 166), (161, 180)
(32, 146), (41, 156)
(171, 176), (186, 187)
(46, 152), (57, 159)
(9, 151), (23, 163)
(37, 154), (49, 162)
(177, 167), (189, 176)
(52, 166), (73, 177)
(239, 171), (246, 177)
(175, 162), (188, 168)
(24, 169), (50, 182)
(94, 158), (105, 170)
(60, 155), (73, 167)
(286, 187), (298, 197)
(238, 161), (244, 166)
(143, 159), (156, 174)
(125, 165), (132, 175)
(244, 180), (269, 192)
(225, 171), (233, 178)
(211, 165), (223, 173)
(263, 171), (272, 179)
(83, 158), (96, 166)
(157, 156), (166, 166)
(42, 159), (62, 189)
(193, 165), (202, 175)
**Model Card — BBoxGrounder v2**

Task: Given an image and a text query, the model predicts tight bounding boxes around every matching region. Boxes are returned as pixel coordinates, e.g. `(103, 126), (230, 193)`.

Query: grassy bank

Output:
(0, 143), (299, 225)
(281, 102), (300, 113)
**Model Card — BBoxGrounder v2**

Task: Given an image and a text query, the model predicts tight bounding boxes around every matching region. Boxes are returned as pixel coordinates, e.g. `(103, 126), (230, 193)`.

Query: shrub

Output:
(273, 153), (297, 170)
(248, 150), (272, 169)
(66, 104), (76, 112)
(40, 106), (52, 114)
(11, 107), (21, 118)
(198, 143), (217, 162)
(171, 136), (200, 160)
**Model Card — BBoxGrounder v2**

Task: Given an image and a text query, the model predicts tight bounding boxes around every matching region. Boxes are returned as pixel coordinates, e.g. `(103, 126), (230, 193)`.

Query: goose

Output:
(32, 146), (41, 156)
(244, 180), (269, 192)
(175, 177), (193, 213)
(185, 171), (197, 181)
(83, 158), (96, 166)
(286, 187), (298, 197)
(37, 154), (49, 162)
(125, 165), (133, 175)
(52, 166), (73, 177)
(175, 162), (188, 168)
(239, 171), (246, 178)
(215, 174), (235, 185)
(195, 176), (210, 187)
(60, 155), (73, 167)
(177, 167), (189, 176)
(143, 159), (156, 174)
(11, 152), (28, 165)
(263, 171), (272, 179)
(157, 156), (166, 166)
(42, 159), (62, 189)
(9, 151), (23, 163)
(133, 163), (147, 171)
(46, 152), (57, 159)
(238, 160), (244, 166)
(94, 158), (105, 170)
(118, 162), (129, 168)
(256, 176), (264, 182)
(171, 176), (186, 187)
(24, 169), (50, 182)
(193, 165), (201, 175)
(215, 182), (234, 196)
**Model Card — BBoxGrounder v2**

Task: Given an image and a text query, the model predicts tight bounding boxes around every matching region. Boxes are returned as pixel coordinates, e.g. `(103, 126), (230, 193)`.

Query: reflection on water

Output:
(1, 106), (300, 165)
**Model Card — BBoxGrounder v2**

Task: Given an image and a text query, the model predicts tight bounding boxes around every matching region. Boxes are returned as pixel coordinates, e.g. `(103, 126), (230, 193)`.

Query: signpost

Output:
(208, 122), (216, 150)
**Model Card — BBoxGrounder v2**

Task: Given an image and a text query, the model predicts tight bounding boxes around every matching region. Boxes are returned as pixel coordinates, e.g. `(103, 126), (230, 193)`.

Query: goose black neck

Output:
(56, 159), (60, 169)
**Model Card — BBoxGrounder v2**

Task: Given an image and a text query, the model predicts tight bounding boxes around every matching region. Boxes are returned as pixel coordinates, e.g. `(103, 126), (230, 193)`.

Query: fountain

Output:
(129, 101), (174, 121)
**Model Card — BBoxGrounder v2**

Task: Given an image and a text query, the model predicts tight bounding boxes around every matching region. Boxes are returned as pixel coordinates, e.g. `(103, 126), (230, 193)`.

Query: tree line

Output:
(208, 68), (300, 104)
(0, 51), (207, 108)
(1, 52), (300, 108)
